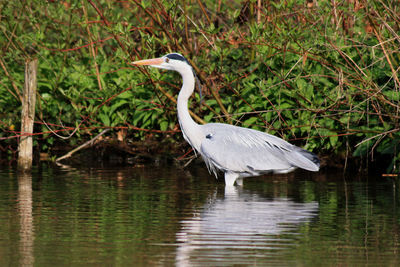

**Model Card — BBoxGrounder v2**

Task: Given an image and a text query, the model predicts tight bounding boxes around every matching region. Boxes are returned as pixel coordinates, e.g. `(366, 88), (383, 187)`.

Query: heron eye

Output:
(165, 58), (170, 63)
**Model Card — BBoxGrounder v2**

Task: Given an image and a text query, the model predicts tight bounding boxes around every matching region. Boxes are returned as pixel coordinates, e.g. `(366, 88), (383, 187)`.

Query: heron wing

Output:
(199, 123), (319, 176)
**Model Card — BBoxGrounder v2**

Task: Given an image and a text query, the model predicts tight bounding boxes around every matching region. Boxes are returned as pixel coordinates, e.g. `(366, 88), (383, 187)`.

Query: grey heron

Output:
(133, 53), (320, 186)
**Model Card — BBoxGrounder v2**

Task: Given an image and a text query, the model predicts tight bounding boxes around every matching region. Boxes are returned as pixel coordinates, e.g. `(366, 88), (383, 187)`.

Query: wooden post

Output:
(18, 58), (38, 172)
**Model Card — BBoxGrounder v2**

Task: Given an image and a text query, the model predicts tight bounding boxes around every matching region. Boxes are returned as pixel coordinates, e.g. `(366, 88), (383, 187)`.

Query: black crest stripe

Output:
(166, 53), (186, 62)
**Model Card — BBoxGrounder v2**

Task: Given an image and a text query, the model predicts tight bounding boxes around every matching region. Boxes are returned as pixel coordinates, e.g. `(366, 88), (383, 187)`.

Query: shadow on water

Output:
(0, 164), (399, 266)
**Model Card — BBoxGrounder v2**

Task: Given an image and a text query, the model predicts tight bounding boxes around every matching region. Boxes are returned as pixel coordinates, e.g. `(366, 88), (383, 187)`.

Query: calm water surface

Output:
(0, 164), (399, 266)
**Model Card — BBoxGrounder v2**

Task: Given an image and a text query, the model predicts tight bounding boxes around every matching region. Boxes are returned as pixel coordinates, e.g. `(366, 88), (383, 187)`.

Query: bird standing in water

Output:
(133, 53), (320, 186)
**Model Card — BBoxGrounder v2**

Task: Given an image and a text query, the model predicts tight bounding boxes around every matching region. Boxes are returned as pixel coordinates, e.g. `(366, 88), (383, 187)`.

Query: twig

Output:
(82, 1), (103, 91)
(42, 119), (81, 140)
(354, 128), (400, 148)
(177, 5), (215, 49)
(87, 0), (127, 53)
(196, 0), (211, 25)
(372, 27), (400, 89)
(0, 57), (22, 102)
(55, 129), (110, 162)
(284, 49), (311, 79)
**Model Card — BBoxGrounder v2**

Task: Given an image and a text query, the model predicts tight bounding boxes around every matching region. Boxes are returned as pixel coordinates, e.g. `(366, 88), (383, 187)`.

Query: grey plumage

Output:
(133, 53), (320, 186)
(199, 123), (319, 178)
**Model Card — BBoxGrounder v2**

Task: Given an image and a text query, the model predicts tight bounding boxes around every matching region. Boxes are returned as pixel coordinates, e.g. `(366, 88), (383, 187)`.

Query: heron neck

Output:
(177, 68), (201, 151)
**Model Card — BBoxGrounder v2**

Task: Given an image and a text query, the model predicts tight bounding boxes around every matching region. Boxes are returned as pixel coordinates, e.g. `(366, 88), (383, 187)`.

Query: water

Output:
(0, 164), (399, 266)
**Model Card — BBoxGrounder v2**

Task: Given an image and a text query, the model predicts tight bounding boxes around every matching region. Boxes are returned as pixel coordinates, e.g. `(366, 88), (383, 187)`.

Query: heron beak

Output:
(132, 57), (164, 66)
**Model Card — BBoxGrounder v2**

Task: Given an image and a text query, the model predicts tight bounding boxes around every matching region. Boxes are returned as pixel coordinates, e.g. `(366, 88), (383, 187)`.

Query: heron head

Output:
(132, 53), (203, 102)
(132, 53), (191, 71)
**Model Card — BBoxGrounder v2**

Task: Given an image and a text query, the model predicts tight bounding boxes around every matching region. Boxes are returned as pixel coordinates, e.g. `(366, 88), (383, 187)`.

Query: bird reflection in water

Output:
(175, 185), (318, 266)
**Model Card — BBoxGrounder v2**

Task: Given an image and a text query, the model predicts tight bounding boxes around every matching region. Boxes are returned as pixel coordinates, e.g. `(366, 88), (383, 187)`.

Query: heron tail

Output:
(288, 148), (320, 172)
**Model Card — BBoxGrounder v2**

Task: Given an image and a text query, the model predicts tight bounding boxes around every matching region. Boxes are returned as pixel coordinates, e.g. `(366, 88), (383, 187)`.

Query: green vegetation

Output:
(0, 0), (399, 171)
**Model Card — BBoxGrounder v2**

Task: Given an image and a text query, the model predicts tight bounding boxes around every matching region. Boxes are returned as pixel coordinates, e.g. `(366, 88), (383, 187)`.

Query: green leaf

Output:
(99, 113), (110, 126)
(296, 79), (307, 91)
(329, 135), (338, 147)
(383, 91), (400, 101)
(110, 100), (128, 114)
(244, 117), (258, 127)
(118, 91), (133, 99)
(160, 120), (168, 131)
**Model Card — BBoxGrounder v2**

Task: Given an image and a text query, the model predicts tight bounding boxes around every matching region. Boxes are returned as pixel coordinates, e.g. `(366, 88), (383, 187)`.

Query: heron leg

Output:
(224, 172), (239, 186)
